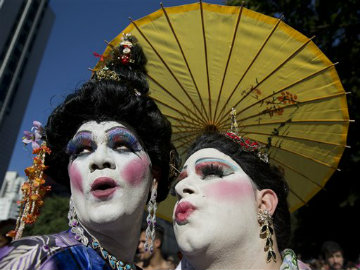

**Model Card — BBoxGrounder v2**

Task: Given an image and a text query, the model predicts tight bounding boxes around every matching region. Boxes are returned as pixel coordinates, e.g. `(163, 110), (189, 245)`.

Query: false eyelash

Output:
(66, 134), (95, 156)
(200, 164), (224, 179)
(107, 128), (142, 152)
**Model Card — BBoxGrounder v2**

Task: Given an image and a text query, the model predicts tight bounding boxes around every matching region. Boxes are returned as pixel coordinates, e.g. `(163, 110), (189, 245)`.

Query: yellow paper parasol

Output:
(95, 1), (350, 220)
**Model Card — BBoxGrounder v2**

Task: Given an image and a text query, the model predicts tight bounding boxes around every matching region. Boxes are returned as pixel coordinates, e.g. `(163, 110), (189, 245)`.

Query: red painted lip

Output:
(175, 201), (196, 224)
(91, 177), (118, 199)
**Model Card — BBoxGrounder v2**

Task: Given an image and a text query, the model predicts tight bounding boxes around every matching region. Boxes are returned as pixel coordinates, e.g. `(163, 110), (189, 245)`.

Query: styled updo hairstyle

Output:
(44, 36), (179, 202)
(187, 132), (290, 251)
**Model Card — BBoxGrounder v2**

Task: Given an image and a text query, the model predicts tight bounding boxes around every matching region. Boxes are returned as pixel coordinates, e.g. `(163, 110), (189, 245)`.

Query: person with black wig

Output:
(172, 132), (311, 270)
(0, 35), (179, 270)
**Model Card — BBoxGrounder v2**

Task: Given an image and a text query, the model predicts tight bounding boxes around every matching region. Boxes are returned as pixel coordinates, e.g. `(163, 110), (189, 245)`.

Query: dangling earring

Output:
(68, 198), (89, 246)
(257, 209), (276, 263)
(145, 180), (157, 253)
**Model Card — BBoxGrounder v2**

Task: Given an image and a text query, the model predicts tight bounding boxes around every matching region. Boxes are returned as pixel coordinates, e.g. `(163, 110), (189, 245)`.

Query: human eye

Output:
(199, 163), (225, 180)
(111, 141), (132, 152)
(195, 160), (235, 180)
(66, 133), (95, 158)
(107, 128), (142, 153)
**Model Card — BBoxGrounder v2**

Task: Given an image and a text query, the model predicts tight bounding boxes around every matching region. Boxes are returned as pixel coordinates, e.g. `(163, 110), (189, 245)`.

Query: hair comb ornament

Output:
(7, 121), (51, 240)
(91, 33), (146, 89)
(169, 149), (181, 180)
(224, 108), (269, 163)
(92, 34), (135, 81)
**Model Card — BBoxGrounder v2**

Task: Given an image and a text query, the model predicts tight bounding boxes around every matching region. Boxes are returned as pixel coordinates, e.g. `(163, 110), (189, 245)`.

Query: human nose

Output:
(174, 176), (196, 199)
(89, 145), (116, 172)
(334, 256), (342, 264)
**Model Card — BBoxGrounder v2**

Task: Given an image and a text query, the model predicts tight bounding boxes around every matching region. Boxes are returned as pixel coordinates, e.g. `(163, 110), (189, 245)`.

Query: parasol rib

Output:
(147, 74), (206, 126)
(200, 0), (212, 122)
(172, 120), (202, 139)
(129, 18), (208, 124)
(241, 130), (348, 147)
(217, 36), (315, 124)
(238, 118), (351, 128)
(271, 156), (327, 189)
(151, 96), (204, 126)
(160, 3), (210, 123)
(213, 4), (244, 122)
(163, 113), (202, 128)
(288, 188), (307, 206)
(175, 133), (197, 145)
(176, 134), (198, 151)
(215, 16), (284, 123)
(172, 121), (346, 149)
(255, 137), (341, 170)
(234, 91), (349, 124)
(172, 126), (203, 134)
(172, 133), (200, 144)
(229, 62), (336, 119)
(172, 124), (205, 137)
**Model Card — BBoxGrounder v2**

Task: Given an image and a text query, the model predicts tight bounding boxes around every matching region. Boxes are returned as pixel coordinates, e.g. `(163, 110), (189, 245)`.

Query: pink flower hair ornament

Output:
(22, 121), (45, 150)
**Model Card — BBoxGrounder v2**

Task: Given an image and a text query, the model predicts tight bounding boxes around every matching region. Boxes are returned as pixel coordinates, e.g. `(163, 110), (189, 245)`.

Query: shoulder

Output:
(0, 230), (81, 270)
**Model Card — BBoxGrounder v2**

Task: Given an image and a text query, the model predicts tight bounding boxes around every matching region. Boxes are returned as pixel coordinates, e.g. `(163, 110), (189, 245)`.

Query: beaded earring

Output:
(257, 209), (276, 263)
(144, 180), (157, 253)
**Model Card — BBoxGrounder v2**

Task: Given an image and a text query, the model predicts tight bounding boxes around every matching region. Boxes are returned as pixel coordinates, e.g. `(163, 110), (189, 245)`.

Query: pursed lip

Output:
(174, 201), (197, 224)
(90, 177), (119, 199)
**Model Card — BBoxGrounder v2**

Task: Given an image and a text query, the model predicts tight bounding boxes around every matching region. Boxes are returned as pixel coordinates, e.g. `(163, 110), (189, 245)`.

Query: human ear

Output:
(256, 189), (278, 215)
(154, 238), (161, 248)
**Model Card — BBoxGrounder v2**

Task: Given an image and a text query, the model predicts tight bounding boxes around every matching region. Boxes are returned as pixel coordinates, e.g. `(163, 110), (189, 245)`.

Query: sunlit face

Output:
(67, 121), (152, 228)
(137, 231), (152, 261)
(173, 148), (260, 256)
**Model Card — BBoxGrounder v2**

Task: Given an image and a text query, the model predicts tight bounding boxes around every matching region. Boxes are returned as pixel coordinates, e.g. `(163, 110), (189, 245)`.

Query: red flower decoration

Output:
(93, 52), (105, 61)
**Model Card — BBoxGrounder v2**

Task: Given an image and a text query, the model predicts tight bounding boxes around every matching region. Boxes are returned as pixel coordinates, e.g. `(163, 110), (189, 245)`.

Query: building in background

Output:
(0, 0), (54, 183)
(0, 171), (25, 221)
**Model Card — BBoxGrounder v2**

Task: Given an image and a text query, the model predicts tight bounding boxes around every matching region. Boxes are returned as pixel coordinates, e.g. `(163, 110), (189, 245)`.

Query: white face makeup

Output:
(67, 121), (152, 228)
(173, 148), (260, 256)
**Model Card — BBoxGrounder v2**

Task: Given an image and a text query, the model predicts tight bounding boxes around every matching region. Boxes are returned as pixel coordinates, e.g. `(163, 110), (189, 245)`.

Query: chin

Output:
(176, 232), (208, 256)
(90, 211), (125, 225)
(179, 242), (207, 257)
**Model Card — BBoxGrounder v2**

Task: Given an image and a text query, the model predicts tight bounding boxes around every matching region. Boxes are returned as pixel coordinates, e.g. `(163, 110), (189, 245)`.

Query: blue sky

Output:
(8, 0), (224, 176)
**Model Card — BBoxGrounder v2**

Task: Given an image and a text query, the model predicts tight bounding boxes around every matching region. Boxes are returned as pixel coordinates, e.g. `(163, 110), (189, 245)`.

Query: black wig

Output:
(44, 39), (178, 202)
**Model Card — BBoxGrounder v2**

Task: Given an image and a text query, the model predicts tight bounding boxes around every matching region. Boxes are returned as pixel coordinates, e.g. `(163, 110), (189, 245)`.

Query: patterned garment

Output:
(0, 230), (126, 270)
(175, 249), (312, 270)
(281, 249), (312, 270)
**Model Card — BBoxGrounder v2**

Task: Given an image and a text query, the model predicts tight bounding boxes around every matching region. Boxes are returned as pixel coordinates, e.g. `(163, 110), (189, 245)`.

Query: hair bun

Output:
(92, 34), (149, 94)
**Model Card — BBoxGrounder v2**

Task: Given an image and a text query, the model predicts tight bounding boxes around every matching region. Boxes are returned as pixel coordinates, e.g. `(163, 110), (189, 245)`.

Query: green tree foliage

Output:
(225, 0), (360, 261)
(23, 196), (69, 236)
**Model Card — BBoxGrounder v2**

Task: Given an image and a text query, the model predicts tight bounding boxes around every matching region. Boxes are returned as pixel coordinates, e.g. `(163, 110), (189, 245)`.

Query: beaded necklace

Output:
(68, 200), (136, 270)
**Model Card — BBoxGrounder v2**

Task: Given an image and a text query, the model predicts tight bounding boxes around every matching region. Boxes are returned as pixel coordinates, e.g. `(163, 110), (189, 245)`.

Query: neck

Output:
(143, 250), (168, 270)
(183, 239), (282, 270)
(83, 209), (144, 263)
(150, 250), (166, 267)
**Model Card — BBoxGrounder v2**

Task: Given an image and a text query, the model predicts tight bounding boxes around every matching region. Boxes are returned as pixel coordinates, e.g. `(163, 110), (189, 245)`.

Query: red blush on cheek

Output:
(68, 165), (83, 193)
(204, 179), (254, 201)
(122, 156), (149, 186)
